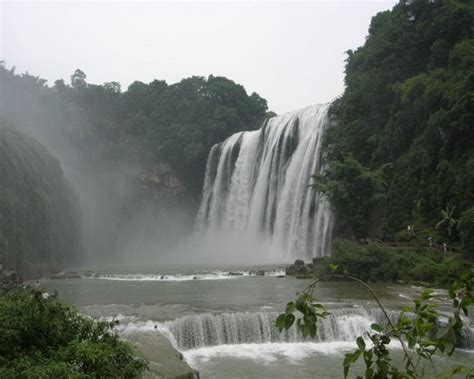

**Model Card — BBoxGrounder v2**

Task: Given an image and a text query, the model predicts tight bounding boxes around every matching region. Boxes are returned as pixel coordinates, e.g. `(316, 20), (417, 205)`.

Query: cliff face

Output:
(139, 163), (186, 198)
(0, 121), (82, 277)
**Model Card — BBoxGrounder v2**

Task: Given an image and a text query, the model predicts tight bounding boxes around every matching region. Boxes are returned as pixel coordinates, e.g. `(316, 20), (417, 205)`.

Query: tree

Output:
(436, 205), (458, 237)
(70, 69), (87, 90)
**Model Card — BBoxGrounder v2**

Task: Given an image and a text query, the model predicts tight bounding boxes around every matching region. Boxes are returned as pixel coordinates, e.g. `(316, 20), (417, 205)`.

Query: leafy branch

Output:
(276, 268), (473, 378)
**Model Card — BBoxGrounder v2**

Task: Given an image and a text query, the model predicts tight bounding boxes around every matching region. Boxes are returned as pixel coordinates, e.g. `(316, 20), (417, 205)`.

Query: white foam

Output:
(116, 319), (180, 349)
(183, 341), (356, 366)
(87, 270), (285, 281)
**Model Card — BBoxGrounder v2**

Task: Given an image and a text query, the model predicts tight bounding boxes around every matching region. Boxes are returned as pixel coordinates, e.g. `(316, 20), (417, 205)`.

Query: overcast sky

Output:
(1, 0), (396, 114)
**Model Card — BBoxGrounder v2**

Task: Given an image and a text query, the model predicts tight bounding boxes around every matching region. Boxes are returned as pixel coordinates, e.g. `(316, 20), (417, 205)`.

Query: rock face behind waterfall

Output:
(196, 104), (334, 260)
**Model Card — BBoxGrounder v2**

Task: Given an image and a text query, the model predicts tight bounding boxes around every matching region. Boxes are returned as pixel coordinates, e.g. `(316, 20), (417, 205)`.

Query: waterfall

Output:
(117, 308), (473, 352)
(196, 104), (333, 260)
(161, 309), (387, 350)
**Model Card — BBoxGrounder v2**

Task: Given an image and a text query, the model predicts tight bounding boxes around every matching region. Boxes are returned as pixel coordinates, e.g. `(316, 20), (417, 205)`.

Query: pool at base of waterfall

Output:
(40, 265), (474, 378)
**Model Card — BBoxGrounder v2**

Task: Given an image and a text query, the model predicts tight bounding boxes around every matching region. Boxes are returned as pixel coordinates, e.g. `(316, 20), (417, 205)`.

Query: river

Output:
(41, 265), (473, 378)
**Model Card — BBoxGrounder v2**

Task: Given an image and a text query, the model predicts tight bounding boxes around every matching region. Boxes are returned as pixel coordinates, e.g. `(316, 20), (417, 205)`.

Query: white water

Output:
(197, 104), (333, 261)
(116, 308), (392, 351)
(86, 269), (286, 281)
(183, 341), (358, 366)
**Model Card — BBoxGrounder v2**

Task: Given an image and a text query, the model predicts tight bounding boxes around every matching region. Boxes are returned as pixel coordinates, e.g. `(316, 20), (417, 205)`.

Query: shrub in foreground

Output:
(0, 288), (147, 378)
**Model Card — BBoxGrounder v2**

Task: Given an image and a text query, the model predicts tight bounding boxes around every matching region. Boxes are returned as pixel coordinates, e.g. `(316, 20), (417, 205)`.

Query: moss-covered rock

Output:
(0, 121), (82, 277)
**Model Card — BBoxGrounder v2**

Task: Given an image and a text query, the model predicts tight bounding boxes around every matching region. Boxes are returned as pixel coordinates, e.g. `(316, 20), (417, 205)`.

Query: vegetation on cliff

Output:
(0, 288), (146, 378)
(316, 0), (474, 253)
(0, 121), (82, 276)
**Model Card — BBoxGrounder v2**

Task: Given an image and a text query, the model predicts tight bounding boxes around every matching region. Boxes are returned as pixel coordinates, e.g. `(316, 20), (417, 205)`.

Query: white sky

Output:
(1, 0), (396, 114)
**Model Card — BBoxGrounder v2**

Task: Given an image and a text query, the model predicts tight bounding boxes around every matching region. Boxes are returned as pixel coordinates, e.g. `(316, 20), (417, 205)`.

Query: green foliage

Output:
(277, 269), (474, 378)
(436, 205), (458, 237)
(0, 288), (147, 378)
(323, 0), (474, 245)
(329, 239), (468, 287)
(310, 158), (389, 238)
(458, 207), (474, 255)
(276, 293), (330, 339)
(0, 121), (82, 276)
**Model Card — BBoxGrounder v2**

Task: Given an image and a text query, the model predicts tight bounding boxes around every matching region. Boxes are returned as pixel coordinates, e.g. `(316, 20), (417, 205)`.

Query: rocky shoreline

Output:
(285, 258), (329, 279)
(131, 333), (199, 379)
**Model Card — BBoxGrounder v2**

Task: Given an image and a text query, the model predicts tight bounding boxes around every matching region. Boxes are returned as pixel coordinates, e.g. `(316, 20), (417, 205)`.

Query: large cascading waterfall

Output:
(196, 104), (334, 260)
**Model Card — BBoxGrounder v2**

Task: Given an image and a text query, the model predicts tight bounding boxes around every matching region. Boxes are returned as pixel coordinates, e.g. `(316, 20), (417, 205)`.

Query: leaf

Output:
(275, 314), (287, 332)
(343, 353), (353, 378)
(371, 323), (382, 333)
(285, 314), (295, 330)
(329, 264), (338, 273)
(285, 301), (295, 314)
(356, 336), (366, 351)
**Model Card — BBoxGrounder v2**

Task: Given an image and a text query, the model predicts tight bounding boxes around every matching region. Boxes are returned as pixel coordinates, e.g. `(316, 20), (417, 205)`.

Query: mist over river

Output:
(41, 265), (474, 378)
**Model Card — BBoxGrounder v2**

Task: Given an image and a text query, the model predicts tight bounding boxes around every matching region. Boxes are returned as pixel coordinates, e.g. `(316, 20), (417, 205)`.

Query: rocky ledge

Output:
(130, 332), (199, 379)
(285, 258), (329, 279)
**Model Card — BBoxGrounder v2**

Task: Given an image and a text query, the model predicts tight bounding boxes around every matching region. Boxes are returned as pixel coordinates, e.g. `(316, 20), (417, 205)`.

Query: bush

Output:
(0, 289), (147, 378)
(330, 238), (470, 287)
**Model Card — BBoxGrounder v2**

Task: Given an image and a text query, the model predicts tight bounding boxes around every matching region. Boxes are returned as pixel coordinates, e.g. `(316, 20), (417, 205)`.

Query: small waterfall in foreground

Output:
(117, 308), (473, 352)
(161, 309), (388, 350)
(196, 104), (333, 260)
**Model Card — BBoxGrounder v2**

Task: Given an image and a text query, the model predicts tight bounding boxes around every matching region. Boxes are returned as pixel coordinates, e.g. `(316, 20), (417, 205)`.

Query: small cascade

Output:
(459, 327), (474, 350)
(116, 308), (473, 352)
(196, 104), (333, 260)
(161, 309), (387, 351)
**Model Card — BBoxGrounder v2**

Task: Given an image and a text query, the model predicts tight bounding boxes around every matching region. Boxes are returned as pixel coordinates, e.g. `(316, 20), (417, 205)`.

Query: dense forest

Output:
(316, 0), (473, 254)
(0, 121), (82, 276)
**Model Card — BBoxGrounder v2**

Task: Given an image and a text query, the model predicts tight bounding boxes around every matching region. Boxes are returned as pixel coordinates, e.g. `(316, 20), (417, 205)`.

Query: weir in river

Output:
(196, 104), (334, 260)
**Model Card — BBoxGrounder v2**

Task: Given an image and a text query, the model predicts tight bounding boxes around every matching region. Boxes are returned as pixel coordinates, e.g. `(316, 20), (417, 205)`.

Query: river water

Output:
(41, 265), (473, 378)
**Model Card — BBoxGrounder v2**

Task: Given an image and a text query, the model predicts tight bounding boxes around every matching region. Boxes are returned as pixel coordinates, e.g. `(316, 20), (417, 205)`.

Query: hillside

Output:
(0, 121), (82, 276)
(316, 0), (473, 253)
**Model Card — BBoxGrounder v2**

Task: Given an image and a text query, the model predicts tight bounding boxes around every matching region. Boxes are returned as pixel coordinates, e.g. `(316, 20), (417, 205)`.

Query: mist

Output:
(0, 66), (202, 269)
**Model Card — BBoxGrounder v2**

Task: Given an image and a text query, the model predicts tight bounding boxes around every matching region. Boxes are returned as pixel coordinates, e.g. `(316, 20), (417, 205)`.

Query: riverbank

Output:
(132, 333), (199, 379)
(285, 238), (473, 288)
(0, 275), (198, 379)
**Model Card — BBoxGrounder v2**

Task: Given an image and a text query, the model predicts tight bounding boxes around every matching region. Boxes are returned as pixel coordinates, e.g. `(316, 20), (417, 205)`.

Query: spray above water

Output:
(196, 104), (334, 261)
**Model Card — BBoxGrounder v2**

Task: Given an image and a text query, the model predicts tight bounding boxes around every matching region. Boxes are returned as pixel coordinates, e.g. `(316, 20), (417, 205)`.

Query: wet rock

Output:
(256, 270), (265, 276)
(129, 332), (199, 379)
(49, 273), (66, 280)
(228, 272), (243, 276)
(294, 259), (305, 267)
